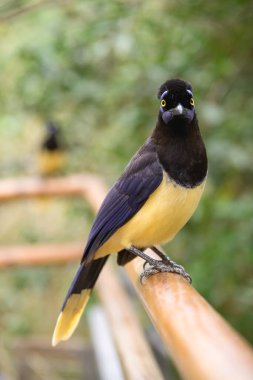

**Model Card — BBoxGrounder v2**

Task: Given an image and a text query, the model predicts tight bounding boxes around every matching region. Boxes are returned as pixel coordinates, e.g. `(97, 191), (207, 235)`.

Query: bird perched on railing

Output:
(39, 121), (65, 176)
(52, 78), (208, 346)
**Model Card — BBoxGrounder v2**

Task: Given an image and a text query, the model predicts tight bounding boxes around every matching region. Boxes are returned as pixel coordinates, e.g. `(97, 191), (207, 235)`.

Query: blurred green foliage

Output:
(0, 0), (252, 377)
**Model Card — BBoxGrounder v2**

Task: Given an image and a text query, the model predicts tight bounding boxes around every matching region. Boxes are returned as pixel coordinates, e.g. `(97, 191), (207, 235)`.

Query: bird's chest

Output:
(118, 174), (206, 247)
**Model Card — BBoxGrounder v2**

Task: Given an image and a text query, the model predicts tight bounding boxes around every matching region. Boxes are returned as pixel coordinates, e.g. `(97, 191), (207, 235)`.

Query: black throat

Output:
(152, 114), (208, 188)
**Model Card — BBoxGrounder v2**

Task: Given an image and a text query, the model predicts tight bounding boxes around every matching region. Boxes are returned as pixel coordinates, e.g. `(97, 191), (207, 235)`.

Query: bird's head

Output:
(157, 79), (195, 125)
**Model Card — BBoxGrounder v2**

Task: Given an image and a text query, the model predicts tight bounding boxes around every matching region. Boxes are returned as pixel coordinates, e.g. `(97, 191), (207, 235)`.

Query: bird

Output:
(39, 121), (65, 176)
(52, 78), (208, 346)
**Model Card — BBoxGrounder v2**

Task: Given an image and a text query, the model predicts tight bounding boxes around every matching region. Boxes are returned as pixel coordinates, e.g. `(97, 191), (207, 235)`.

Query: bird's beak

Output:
(171, 103), (183, 116)
(162, 103), (195, 124)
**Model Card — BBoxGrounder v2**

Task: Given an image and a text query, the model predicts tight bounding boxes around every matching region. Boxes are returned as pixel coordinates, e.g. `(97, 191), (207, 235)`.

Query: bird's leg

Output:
(142, 246), (185, 271)
(151, 246), (186, 271)
(151, 245), (172, 262)
(142, 245), (171, 269)
(127, 246), (162, 267)
(127, 246), (192, 284)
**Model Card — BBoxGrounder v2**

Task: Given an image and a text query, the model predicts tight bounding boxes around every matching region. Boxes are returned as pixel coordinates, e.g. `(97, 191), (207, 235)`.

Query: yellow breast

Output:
(95, 174), (206, 258)
(39, 151), (65, 176)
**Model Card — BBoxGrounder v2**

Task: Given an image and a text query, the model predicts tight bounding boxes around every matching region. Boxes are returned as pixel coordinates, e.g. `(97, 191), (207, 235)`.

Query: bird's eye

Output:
(190, 98), (195, 106)
(161, 99), (166, 107)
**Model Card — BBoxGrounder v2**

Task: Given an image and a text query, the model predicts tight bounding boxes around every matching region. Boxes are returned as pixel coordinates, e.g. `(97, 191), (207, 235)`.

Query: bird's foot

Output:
(127, 245), (191, 285)
(141, 259), (192, 285)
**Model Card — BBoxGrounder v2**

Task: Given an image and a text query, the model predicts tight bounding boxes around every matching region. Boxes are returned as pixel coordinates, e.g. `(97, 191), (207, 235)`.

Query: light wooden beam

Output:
(0, 175), (105, 202)
(0, 243), (83, 268)
(126, 250), (253, 380)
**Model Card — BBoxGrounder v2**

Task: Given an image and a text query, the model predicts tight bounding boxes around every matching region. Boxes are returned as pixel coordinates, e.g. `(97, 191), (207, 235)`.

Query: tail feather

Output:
(52, 256), (108, 346)
(117, 249), (136, 266)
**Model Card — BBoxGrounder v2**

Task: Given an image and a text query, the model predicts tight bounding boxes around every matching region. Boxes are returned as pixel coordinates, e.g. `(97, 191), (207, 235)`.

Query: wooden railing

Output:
(0, 174), (253, 380)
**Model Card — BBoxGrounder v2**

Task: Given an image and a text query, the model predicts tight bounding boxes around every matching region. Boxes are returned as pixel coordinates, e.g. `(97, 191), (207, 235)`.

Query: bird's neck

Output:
(152, 115), (208, 188)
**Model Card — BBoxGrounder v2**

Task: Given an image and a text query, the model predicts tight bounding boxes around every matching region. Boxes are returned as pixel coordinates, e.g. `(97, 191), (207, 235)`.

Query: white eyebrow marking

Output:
(187, 89), (193, 96)
(160, 90), (168, 100)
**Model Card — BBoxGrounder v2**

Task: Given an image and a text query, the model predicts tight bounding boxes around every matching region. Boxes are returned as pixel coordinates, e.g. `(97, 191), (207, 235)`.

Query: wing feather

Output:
(81, 138), (163, 263)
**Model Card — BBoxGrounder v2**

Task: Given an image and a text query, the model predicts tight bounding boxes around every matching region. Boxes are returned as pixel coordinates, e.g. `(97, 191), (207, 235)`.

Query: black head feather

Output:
(157, 78), (192, 99)
(153, 78), (208, 187)
(157, 79), (195, 125)
(42, 121), (63, 151)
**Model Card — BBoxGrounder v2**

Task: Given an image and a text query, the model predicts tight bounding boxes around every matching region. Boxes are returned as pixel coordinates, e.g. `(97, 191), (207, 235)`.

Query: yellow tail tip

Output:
(52, 312), (67, 347)
(52, 290), (91, 347)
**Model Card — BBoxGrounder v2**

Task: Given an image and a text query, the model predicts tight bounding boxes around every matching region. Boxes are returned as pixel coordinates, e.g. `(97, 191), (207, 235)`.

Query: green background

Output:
(0, 0), (252, 378)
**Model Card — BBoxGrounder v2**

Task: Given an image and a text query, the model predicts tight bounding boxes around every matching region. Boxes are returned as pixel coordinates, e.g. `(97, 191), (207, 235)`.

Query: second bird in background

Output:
(39, 121), (66, 177)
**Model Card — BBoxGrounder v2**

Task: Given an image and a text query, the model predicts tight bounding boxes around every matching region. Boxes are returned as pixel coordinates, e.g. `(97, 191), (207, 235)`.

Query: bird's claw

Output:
(140, 260), (192, 285)
(143, 260), (150, 270)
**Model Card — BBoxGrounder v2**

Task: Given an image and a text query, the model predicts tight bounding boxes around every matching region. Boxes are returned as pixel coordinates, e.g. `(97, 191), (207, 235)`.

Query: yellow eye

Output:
(161, 99), (166, 107)
(190, 98), (195, 106)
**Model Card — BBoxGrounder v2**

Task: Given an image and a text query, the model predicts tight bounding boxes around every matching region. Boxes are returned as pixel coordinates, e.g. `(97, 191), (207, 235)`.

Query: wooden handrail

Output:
(0, 243), (83, 268)
(0, 175), (106, 202)
(126, 252), (253, 380)
(0, 175), (253, 380)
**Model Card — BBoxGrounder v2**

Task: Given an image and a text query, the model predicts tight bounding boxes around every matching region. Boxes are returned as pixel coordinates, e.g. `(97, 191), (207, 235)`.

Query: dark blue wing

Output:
(81, 138), (163, 263)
